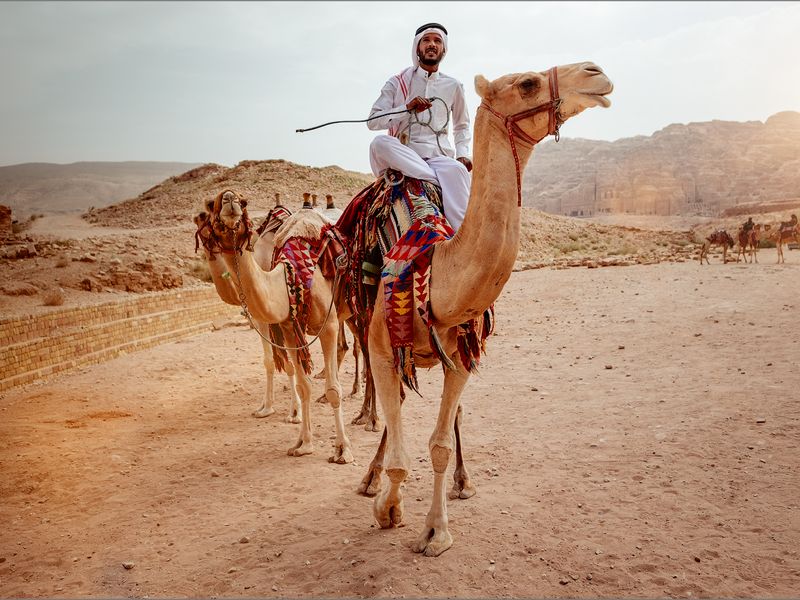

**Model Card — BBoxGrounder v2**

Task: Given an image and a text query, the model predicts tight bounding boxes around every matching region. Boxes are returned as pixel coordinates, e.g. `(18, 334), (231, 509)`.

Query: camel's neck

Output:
(430, 105), (536, 326)
(206, 252), (241, 306)
(218, 249), (290, 324)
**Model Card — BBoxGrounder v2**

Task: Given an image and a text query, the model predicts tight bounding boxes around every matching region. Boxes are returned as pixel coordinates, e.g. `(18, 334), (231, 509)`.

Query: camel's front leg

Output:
(369, 315), (407, 529)
(252, 330), (277, 418)
(285, 345), (314, 457)
(449, 404), (476, 500)
(412, 360), (470, 557)
(321, 318), (353, 464)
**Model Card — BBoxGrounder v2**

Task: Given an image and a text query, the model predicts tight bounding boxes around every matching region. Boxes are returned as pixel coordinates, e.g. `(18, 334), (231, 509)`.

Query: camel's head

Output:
(199, 190), (255, 254)
(475, 62), (613, 144)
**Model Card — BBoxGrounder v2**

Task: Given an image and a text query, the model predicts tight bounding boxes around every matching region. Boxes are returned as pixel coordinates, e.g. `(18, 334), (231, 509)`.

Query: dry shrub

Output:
(42, 287), (65, 306)
(189, 259), (213, 283)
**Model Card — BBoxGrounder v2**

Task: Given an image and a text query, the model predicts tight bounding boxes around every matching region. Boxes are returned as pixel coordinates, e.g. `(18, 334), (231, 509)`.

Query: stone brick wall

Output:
(0, 286), (240, 392)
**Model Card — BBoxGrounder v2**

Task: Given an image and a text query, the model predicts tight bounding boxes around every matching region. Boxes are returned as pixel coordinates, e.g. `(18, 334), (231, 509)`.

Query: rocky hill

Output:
(84, 160), (375, 228)
(0, 161), (202, 219)
(524, 111), (800, 217)
(5, 155), (798, 315)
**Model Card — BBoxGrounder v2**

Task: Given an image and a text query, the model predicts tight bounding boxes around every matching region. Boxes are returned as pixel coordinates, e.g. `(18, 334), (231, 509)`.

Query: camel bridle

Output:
(194, 191), (257, 260)
(478, 67), (562, 207)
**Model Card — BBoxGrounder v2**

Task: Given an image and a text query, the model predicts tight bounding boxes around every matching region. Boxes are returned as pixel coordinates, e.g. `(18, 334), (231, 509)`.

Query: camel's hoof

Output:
(357, 471), (382, 497)
(364, 417), (382, 433)
(411, 527), (453, 557)
(328, 444), (354, 465)
(373, 490), (404, 529)
(351, 411), (367, 426)
(315, 394), (328, 404)
(252, 406), (276, 418)
(449, 480), (476, 500)
(287, 441), (314, 457)
(313, 370), (325, 381)
(285, 413), (302, 424)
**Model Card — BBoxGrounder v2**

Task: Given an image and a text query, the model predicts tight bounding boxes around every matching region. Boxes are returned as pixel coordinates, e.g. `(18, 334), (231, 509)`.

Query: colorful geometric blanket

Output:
(270, 224), (346, 375)
(339, 176), (494, 393)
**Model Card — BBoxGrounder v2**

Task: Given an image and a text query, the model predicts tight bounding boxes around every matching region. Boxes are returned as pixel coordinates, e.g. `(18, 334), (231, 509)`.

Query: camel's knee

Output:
(430, 444), (452, 474)
(326, 385), (342, 408)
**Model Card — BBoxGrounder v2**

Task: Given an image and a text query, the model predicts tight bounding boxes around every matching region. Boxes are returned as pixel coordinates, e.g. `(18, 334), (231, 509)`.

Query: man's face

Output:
(417, 32), (444, 66)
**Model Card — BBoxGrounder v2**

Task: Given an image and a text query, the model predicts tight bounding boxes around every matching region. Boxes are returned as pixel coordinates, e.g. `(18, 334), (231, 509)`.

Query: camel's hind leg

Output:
(252, 331), (277, 418)
(449, 404), (476, 500)
(252, 330), (302, 422)
(411, 360), (470, 557)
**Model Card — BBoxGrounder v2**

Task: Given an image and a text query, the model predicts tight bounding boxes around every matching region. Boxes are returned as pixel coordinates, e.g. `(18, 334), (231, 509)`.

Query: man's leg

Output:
(426, 157), (471, 231)
(369, 135), (438, 183)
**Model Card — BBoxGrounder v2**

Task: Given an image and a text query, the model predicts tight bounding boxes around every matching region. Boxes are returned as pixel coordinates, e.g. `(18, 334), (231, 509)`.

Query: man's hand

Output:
(406, 96), (433, 113)
(457, 157), (473, 172)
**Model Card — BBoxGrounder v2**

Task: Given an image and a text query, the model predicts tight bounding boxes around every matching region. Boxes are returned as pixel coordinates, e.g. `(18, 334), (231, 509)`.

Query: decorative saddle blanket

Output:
(270, 223), (347, 375)
(338, 175), (494, 393)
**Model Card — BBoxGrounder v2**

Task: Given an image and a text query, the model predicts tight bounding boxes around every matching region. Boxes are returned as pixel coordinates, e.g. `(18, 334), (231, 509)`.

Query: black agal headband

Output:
(415, 22), (447, 36)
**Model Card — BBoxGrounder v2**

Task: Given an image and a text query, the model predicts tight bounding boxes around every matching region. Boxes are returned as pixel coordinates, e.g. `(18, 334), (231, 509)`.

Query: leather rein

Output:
(478, 67), (562, 207)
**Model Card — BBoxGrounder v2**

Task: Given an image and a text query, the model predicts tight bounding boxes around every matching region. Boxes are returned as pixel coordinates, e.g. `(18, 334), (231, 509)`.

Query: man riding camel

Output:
(366, 22), (472, 231)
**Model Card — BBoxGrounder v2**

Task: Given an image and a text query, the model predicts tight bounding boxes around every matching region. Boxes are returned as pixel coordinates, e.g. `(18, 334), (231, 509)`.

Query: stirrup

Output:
(384, 169), (404, 187)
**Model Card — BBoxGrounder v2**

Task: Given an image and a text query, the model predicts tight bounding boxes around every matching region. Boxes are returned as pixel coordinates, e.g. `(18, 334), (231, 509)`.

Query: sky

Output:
(1, 1), (799, 174)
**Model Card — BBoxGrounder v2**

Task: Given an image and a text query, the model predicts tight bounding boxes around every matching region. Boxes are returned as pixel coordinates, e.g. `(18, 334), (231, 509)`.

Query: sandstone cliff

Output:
(524, 111), (800, 217)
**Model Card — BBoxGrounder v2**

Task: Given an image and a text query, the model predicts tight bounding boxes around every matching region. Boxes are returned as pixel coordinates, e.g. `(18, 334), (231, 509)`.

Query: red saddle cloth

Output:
(270, 224), (347, 375)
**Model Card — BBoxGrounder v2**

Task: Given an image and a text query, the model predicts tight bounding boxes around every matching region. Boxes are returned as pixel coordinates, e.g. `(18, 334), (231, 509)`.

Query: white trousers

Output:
(369, 134), (471, 231)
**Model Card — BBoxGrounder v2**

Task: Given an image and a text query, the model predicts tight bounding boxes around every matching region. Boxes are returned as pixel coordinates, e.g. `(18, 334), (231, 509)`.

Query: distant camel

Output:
(770, 214), (799, 264)
(736, 223), (761, 264)
(700, 230), (735, 265)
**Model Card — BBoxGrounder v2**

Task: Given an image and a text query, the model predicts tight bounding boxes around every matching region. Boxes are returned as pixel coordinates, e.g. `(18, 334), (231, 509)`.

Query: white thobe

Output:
(367, 67), (472, 231)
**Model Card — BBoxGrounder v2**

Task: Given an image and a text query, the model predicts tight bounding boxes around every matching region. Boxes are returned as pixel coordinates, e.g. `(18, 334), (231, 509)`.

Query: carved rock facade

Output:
(524, 111), (800, 217)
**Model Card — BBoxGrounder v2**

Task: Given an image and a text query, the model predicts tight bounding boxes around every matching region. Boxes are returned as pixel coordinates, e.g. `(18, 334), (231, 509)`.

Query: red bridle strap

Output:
(478, 67), (561, 207)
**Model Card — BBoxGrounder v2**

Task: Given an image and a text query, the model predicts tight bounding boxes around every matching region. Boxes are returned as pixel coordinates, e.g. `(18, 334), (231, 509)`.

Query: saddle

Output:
(337, 172), (493, 393)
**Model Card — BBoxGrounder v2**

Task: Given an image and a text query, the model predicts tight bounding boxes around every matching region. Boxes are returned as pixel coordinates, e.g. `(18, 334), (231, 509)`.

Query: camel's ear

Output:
(475, 75), (491, 100)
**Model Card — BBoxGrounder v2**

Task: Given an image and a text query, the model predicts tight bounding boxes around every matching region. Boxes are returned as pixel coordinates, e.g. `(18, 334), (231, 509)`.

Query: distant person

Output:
(366, 22), (472, 231)
(742, 216), (754, 232)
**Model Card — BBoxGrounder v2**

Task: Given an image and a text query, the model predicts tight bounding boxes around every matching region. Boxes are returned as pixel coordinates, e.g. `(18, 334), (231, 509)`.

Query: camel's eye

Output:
(518, 78), (539, 97)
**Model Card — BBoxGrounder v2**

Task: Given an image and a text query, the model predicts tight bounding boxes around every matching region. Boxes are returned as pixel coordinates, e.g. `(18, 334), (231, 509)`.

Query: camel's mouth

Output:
(581, 92), (612, 108)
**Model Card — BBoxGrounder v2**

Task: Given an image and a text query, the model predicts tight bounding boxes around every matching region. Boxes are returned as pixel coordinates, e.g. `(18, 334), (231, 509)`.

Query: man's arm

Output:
(367, 78), (410, 132)
(452, 81), (472, 160)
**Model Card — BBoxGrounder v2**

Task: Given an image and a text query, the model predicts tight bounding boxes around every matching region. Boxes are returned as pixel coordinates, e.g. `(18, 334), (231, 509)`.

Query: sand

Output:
(1, 256), (799, 598)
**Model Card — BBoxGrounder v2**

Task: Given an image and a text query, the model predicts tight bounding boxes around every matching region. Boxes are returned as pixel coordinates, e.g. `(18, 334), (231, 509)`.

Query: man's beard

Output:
(418, 53), (442, 67)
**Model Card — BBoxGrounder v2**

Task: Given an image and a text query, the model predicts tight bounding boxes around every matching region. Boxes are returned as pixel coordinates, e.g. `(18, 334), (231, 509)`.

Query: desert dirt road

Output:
(1, 259), (799, 598)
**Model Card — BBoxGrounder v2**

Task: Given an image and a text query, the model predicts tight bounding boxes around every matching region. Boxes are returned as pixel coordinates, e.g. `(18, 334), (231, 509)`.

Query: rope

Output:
(233, 251), (344, 352)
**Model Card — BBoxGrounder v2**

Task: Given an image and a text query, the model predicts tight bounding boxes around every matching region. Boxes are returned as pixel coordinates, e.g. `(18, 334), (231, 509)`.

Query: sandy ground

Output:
(1, 257), (799, 599)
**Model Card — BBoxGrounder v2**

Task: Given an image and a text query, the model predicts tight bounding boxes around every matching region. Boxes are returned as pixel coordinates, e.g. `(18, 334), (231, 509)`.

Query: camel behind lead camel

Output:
(200, 193), (355, 464)
(359, 62), (613, 556)
(194, 196), (302, 422)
